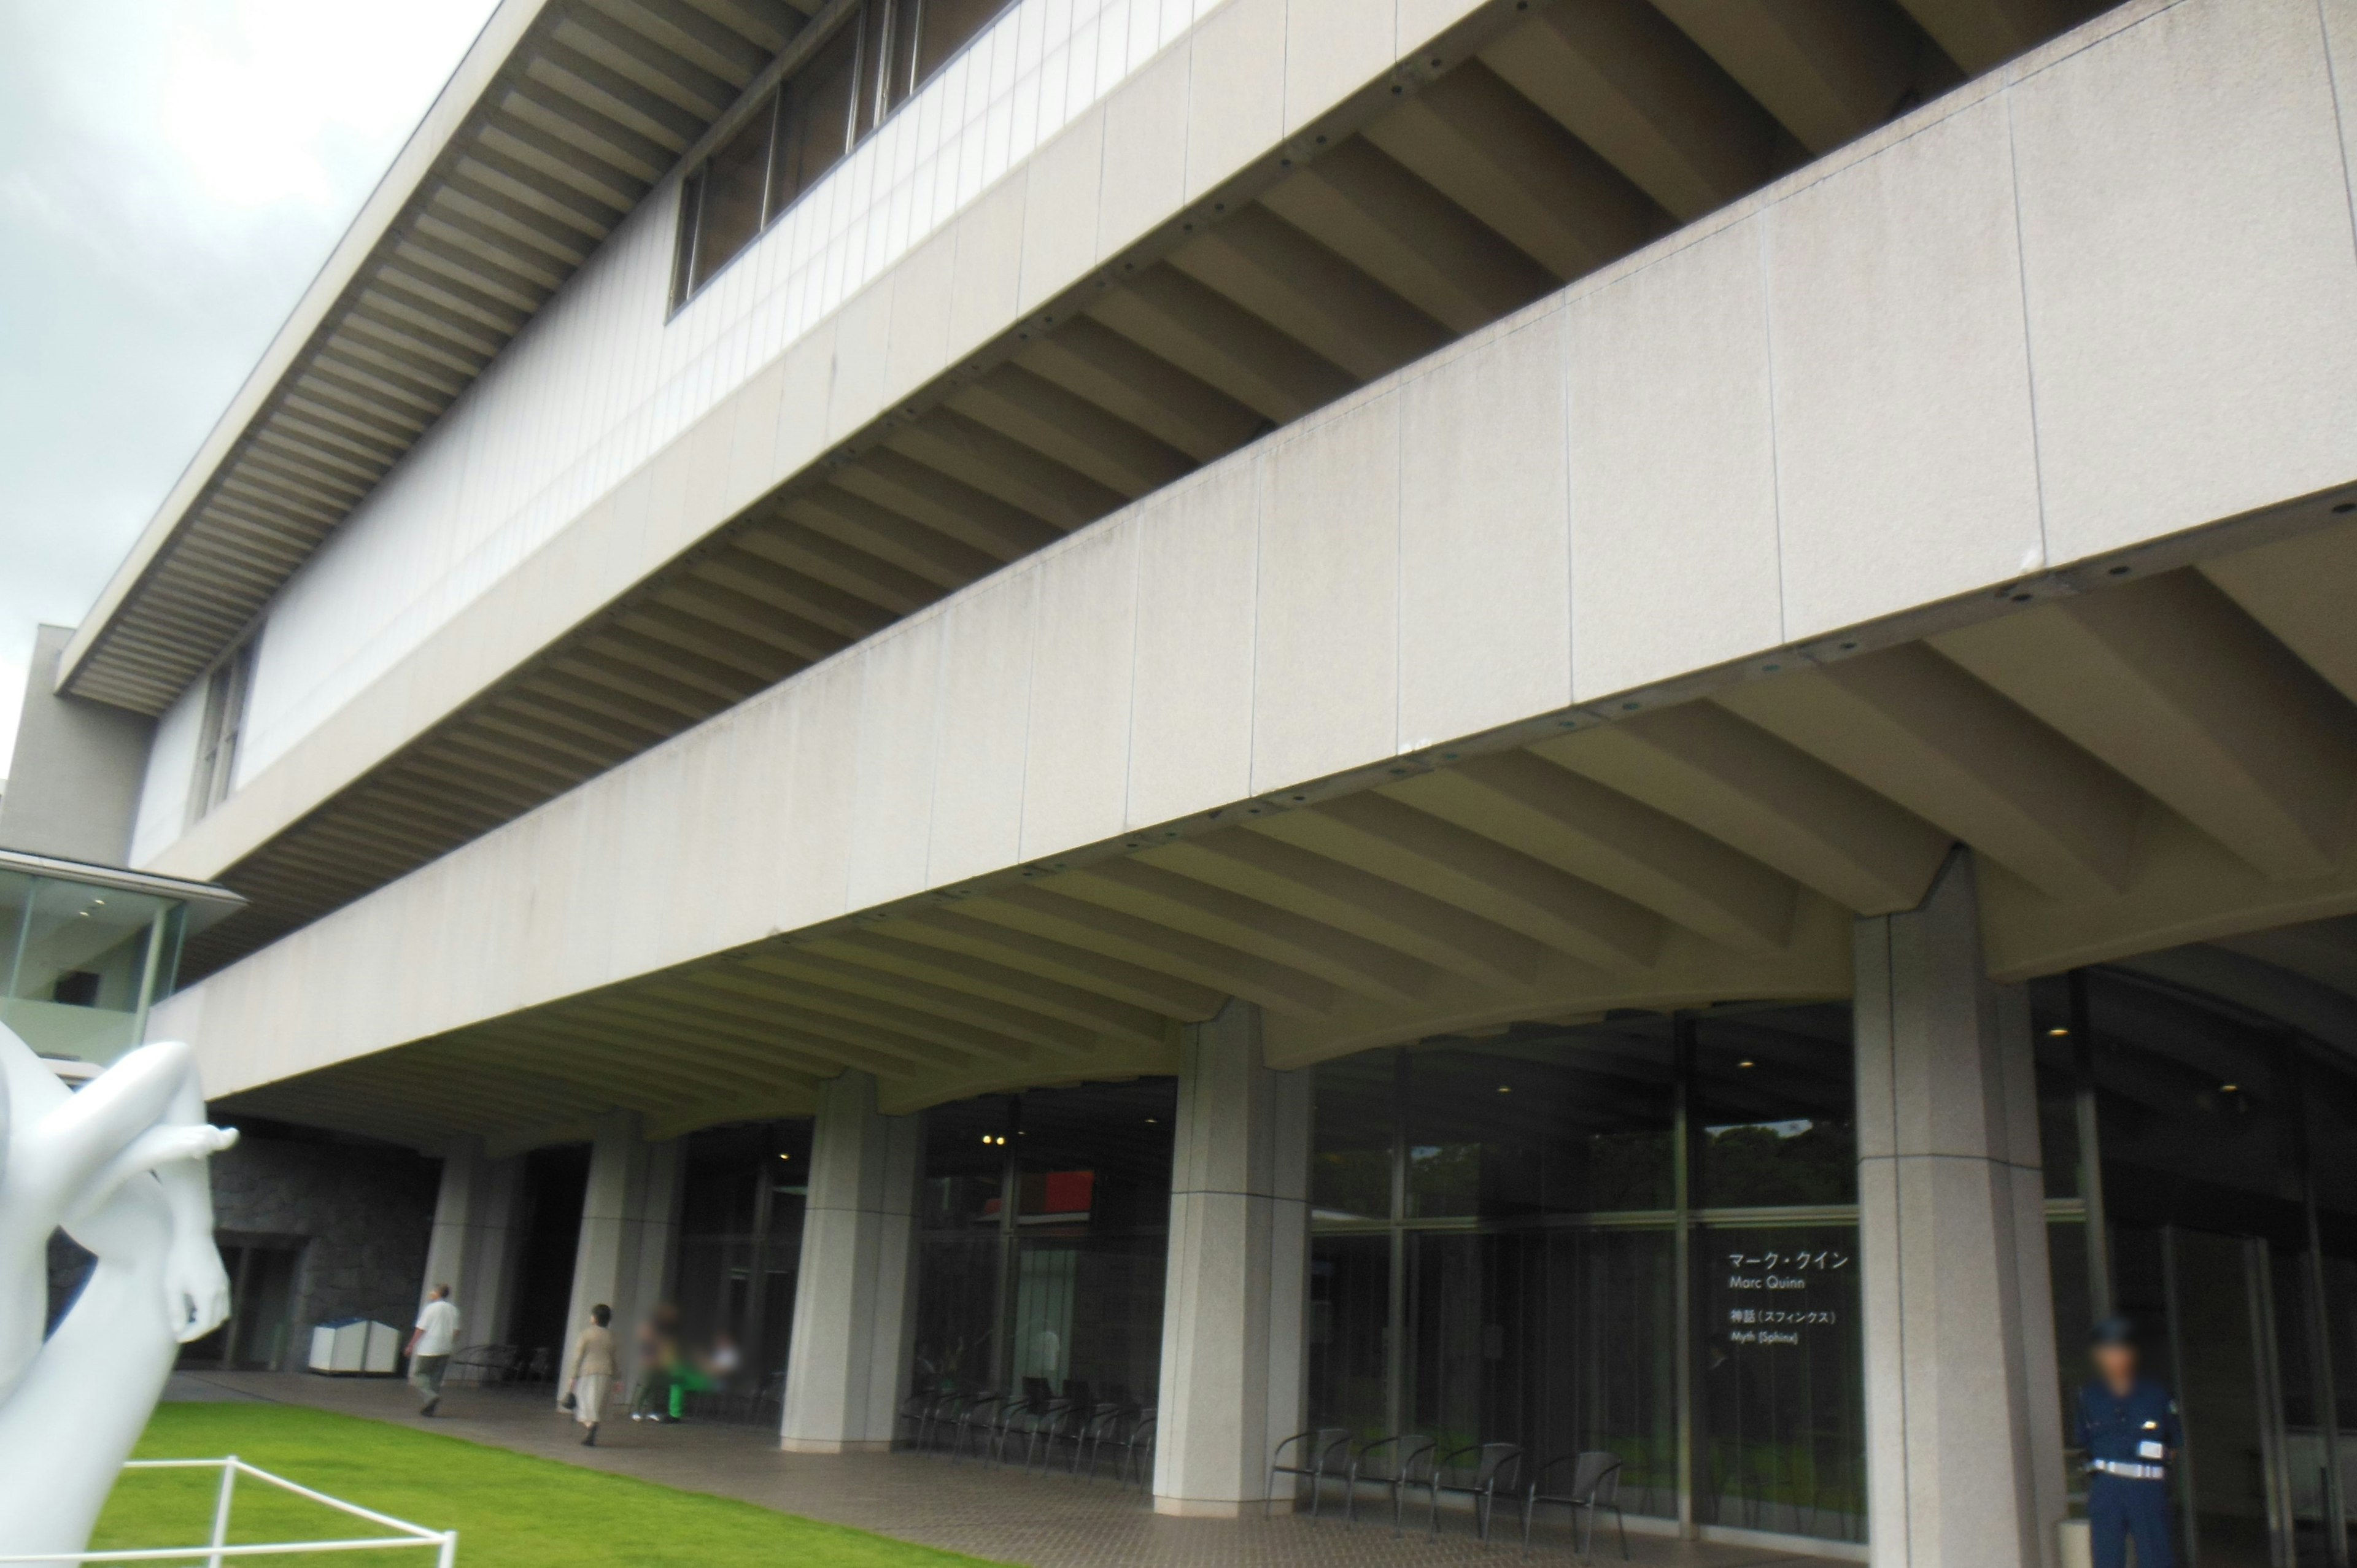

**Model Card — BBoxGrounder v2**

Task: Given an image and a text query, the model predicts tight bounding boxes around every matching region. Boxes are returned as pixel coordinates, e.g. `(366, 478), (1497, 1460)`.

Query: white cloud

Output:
(0, 0), (495, 794)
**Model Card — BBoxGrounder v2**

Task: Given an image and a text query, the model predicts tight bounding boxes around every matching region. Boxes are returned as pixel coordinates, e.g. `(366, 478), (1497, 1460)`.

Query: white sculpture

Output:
(0, 1021), (237, 1557)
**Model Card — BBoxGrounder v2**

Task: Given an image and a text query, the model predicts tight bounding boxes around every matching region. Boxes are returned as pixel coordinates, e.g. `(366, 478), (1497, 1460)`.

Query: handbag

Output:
(560, 1388), (577, 1412)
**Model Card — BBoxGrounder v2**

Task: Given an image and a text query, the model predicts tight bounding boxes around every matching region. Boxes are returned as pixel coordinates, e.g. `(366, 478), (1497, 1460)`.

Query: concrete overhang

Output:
(0, 847), (247, 937)
(58, 0), (829, 715)
(150, 0), (2357, 1149)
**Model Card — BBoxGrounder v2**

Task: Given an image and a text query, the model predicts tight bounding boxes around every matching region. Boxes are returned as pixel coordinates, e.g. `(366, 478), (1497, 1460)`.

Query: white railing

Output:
(0, 1458), (456, 1566)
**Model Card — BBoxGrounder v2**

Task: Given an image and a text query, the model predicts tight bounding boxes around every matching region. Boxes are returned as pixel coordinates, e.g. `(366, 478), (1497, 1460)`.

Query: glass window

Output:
(671, 1119), (812, 1416)
(689, 95), (776, 295)
(1690, 1004), (1857, 1209)
(1694, 1222), (1866, 1542)
(1307, 1232), (1391, 1442)
(770, 23), (858, 218)
(187, 639), (255, 825)
(1312, 1049), (1394, 1221)
(911, 1079), (1175, 1402)
(0, 869), (175, 1065)
(1404, 1021), (1676, 1219)
(672, 1), (1015, 308)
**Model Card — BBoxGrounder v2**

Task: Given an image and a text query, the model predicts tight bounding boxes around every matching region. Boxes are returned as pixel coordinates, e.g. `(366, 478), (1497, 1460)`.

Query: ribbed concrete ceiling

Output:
(173, 0), (2111, 982)
(61, 0), (824, 716)
(221, 516), (2357, 1149)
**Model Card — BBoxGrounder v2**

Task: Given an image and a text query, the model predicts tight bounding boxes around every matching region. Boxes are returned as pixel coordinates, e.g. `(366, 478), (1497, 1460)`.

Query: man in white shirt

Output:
(406, 1285), (461, 1416)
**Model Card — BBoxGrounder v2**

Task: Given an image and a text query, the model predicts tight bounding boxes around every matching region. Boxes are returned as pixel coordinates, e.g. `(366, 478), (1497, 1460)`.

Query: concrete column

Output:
(780, 1071), (921, 1453)
(561, 1110), (684, 1398)
(1854, 852), (2067, 1568)
(419, 1137), (527, 1346)
(1152, 1000), (1312, 1517)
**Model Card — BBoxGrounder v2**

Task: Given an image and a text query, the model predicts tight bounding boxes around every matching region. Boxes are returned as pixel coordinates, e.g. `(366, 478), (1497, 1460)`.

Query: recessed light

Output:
(2220, 1084), (2239, 1094)
(1738, 1060), (1755, 1069)
(2046, 1027), (2069, 1038)
(1496, 1085), (1511, 1094)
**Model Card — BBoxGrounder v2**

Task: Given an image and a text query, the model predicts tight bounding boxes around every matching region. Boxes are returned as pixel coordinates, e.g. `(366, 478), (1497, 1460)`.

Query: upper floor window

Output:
(187, 639), (255, 825)
(671, 0), (1015, 307)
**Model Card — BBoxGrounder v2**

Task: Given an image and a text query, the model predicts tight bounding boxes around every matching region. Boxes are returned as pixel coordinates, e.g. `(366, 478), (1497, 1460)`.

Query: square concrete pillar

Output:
(1153, 1000), (1312, 1516)
(561, 1110), (683, 1399)
(780, 1070), (921, 1453)
(419, 1137), (527, 1346)
(1855, 852), (2067, 1568)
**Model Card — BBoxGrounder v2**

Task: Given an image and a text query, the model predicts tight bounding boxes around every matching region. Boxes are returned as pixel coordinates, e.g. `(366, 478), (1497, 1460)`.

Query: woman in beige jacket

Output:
(566, 1303), (618, 1446)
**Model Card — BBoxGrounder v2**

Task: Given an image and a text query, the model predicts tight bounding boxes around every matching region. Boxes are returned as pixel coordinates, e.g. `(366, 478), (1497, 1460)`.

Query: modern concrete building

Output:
(14, 0), (2357, 1561)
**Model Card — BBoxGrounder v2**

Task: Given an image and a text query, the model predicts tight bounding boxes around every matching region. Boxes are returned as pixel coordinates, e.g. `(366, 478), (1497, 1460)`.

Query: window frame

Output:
(186, 637), (257, 827)
(667, 0), (1019, 314)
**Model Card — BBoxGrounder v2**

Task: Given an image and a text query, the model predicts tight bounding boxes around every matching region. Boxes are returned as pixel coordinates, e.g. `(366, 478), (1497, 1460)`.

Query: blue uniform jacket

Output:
(2075, 1376), (2181, 1473)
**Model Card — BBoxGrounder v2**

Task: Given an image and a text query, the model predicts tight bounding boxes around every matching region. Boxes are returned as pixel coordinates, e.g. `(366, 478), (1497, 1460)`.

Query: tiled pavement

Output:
(164, 1371), (1819, 1568)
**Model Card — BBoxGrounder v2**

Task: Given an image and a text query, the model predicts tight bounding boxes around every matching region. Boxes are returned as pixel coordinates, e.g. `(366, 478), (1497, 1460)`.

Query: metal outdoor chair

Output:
(949, 1390), (1008, 1462)
(997, 1377), (1066, 1466)
(1521, 1451), (1630, 1561)
(1117, 1412), (1158, 1489)
(1071, 1401), (1134, 1481)
(1347, 1434), (1438, 1534)
(1268, 1427), (1355, 1518)
(1024, 1379), (1092, 1473)
(1428, 1442), (1524, 1545)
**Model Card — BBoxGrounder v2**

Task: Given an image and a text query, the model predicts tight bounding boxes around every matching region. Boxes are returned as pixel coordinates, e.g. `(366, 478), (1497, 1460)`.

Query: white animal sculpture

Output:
(0, 1021), (237, 1557)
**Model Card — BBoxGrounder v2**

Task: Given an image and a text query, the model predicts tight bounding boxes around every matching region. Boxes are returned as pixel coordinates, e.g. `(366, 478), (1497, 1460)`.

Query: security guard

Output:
(2075, 1316), (2182, 1568)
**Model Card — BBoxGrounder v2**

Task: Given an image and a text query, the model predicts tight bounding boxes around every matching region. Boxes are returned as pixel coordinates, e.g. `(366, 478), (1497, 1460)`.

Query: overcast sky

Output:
(0, 0), (500, 776)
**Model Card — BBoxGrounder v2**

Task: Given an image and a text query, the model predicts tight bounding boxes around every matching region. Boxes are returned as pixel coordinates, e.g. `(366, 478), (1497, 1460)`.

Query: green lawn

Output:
(94, 1402), (1000, 1567)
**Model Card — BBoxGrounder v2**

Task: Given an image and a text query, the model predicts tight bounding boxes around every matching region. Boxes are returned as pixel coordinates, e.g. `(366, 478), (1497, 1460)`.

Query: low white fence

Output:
(0, 1458), (456, 1566)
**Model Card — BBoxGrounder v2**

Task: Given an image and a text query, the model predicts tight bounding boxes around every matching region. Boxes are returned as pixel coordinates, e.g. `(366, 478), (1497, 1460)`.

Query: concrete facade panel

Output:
(1396, 313), (1573, 748)
(1250, 395), (1402, 794)
(2011, 0), (2357, 564)
(1766, 93), (2042, 643)
(1020, 522), (1140, 859)
(1020, 108), (1107, 311)
(847, 617), (947, 910)
(1566, 217), (1781, 701)
(1285, 0), (1396, 135)
(1126, 463), (1260, 829)
(773, 657), (865, 936)
(1099, 47), (1193, 258)
(926, 573), (1040, 887)
(948, 172), (1031, 365)
(827, 281), (900, 443)
(1185, 0), (1287, 201)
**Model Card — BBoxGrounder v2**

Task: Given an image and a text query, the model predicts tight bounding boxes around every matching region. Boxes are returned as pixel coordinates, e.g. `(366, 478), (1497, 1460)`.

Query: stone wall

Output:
(210, 1134), (440, 1334)
(44, 1133), (441, 1350)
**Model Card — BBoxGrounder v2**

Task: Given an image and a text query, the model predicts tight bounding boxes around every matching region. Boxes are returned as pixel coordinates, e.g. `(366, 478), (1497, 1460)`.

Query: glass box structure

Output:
(0, 848), (242, 1068)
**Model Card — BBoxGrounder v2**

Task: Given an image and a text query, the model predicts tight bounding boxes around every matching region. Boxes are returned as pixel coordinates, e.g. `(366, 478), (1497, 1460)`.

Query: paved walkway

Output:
(166, 1371), (1818, 1568)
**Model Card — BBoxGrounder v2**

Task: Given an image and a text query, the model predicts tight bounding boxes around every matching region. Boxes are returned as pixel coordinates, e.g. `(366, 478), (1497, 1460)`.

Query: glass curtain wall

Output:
(1307, 1004), (1867, 1545)
(0, 862), (188, 1065)
(911, 1079), (1175, 1410)
(2052, 965), (2357, 1568)
(673, 1119), (815, 1421)
(672, 0), (1016, 303)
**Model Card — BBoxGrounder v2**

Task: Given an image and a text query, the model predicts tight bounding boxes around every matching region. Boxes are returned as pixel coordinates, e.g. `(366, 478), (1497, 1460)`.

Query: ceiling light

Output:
(1497, 1085), (1511, 1094)
(1738, 1060), (1755, 1068)
(2220, 1084), (2239, 1094)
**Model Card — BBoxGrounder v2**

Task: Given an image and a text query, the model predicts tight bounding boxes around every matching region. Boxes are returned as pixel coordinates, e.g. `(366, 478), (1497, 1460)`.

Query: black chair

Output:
(1072, 1400), (1133, 1480)
(1117, 1412), (1158, 1489)
(1024, 1380), (1092, 1473)
(1522, 1451), (1628, 1560)
(1268, 1428), (1355, 1518)
(1428, 1442), (1523, 1545)
(949, 1390), (1007, 1463)
(1347, 1434), (1438, 1534)
(1521, 1451), (1629, 1560)
(997, 1377), (1064, 1466)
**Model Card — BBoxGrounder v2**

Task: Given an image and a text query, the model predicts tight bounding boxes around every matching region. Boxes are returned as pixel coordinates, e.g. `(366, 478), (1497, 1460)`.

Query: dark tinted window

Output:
(1690, 1005), (1856, 1208)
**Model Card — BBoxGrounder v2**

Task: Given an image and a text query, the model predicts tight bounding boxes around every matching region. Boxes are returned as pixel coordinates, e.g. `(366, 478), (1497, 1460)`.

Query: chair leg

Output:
(1614, 1504), (1629, 1561)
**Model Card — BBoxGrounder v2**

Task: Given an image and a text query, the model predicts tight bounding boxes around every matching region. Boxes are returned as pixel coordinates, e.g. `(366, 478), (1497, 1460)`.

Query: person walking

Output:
(2076, 1316), (2183, 1568)
(406, 1285), (461, 1418)
(565, 1303), (618, 1446)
